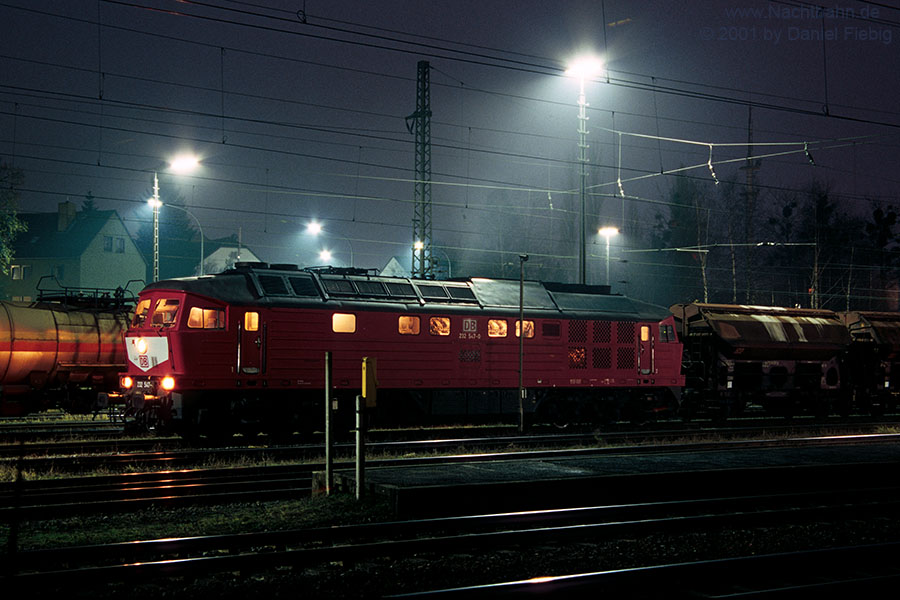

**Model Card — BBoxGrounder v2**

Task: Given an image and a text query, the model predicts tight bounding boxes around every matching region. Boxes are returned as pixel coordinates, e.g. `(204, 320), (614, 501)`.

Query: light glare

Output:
(565, 57), (605, 80)
(169, 154), (199, 173)
(599, 226), (619, 238)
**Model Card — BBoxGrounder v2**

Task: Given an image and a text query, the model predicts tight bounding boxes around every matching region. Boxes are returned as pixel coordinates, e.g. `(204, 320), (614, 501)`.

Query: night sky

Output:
(2, 1), (898, 301)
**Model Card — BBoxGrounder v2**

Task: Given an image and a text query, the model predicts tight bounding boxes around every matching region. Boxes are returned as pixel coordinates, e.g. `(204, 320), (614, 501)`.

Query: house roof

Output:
(15, 209), (118, 259)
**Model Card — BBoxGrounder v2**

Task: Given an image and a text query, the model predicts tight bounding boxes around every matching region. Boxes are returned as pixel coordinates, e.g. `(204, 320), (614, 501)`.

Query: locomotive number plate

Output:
(136, 380), (154, 391)
(460, 318), (481, 339)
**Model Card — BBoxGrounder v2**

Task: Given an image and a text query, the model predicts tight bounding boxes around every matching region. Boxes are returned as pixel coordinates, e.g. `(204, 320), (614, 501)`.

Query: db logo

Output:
(139, 355), (150, 369)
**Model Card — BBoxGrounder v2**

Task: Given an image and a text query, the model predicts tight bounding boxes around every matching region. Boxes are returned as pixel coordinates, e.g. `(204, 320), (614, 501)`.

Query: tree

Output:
(0, 163), (28, 275)
(647, 173), (710, 303)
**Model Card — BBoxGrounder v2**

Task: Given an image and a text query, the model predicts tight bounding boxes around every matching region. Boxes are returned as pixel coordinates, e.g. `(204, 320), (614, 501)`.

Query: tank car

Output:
(839, 311), (900, 414)
(671, 303), (851, 418)
(0, 287), (133, 416)
(118, 263), (685, 436)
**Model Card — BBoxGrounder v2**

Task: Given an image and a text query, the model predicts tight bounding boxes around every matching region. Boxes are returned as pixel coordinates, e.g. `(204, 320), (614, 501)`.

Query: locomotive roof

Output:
(141, 263), (671, 321)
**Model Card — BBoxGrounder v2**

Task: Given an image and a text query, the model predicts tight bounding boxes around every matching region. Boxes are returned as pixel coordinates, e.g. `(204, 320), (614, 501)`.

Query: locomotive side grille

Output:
(593, 347), (612, 369)
(459, 349), (481, 362)
(258, 275), (290, 296)
(322, 278), (355, 294)
(569, 320), (587, 343)
(616, 321), (636, 344)
(617, 347), (636, 370)
(568, 347), (587, 369)
(385, 282), (416, 297)
(593, 321), (611, 343)
(417, 284), (449, 300)
(355, 280), (388, 296)
(288, 276), (319, 296)
(446, 286), (477, 301)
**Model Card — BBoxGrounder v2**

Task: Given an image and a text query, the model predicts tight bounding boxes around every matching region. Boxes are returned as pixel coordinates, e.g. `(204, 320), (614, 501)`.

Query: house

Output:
(2, 202), (147, 301)
(201, 237), (262, 275)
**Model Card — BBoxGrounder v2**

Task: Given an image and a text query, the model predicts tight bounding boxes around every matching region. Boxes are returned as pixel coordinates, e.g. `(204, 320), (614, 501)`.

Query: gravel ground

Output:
(29, 512), (900, 599)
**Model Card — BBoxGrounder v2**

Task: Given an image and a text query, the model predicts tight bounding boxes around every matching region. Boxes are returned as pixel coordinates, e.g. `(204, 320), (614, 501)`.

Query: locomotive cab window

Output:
(641, 326), (651, 342)
(244, 311), (259, 332)
(516, 320), (535, 338)
(488, 319), (508, 338)
(132, 299), (152, 327)
(399, 316), (420, 335)
(188, 307), (226, 329)
(430, 317), (450, 336)
(151, 299), (181, 327)
(333, 313), (356, 333)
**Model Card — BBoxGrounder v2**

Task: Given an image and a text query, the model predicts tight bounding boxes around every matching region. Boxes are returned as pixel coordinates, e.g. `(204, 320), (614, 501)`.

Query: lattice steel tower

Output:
(406, 60), (434, 279)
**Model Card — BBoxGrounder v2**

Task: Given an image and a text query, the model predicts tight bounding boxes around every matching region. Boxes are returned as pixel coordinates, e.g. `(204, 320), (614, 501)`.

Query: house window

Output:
(11, 265), (31, 280)
(103, 236), (113, 252)
(115, 237), (125, 253)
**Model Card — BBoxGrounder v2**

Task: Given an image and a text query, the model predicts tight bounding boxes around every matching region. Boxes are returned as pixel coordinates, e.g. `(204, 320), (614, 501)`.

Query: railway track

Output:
(6, 478), (900, 596)
(3, 431), (900, 520)
(2, 418), (898, 466)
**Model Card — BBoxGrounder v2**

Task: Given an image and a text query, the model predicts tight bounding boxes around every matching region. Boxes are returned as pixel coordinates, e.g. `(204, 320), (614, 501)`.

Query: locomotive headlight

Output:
(161, 376), (176, 391)
(136, 338), (148, 355)
(121, 376), (134, 389)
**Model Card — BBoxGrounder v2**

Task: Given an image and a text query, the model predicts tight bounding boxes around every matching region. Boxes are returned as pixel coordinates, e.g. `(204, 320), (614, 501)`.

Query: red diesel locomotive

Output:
(118, 263), (685, 435)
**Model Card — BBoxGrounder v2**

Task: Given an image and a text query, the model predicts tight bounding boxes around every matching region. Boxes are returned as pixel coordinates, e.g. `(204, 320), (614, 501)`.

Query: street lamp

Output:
(414, 240), (425, 277)
(148, 155), (200, 281)
(598, 226), (618, 286)
(306, 221), (354, 266)
(565, 56), (605, 285)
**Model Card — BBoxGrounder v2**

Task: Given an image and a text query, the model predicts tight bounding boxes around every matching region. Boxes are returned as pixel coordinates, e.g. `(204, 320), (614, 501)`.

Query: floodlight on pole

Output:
(147, 154), (200, 282)
(307, 221), (354, 266)
(599, 226), (619, 286)
(565, 56), (605, 285)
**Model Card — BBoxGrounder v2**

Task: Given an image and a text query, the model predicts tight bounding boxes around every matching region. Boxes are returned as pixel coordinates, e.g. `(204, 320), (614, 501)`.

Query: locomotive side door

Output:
(237, 310), (264, 375)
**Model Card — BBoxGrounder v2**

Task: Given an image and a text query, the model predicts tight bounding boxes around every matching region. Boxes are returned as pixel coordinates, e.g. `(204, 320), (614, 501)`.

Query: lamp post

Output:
(414, 240), (425, 277)
(565, 57), (604, 285)
(518, 253), (528, 433)
(148, 154), (200, 281)
(151, 173), (160, 282)
(598, 226), (618, 286)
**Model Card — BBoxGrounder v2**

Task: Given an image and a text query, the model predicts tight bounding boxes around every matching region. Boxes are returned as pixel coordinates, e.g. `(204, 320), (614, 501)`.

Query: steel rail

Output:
(5, 488), (900, 592)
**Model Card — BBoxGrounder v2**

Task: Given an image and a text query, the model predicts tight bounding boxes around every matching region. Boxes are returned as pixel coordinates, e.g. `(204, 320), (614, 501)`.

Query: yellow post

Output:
(362, 356), (377, 408)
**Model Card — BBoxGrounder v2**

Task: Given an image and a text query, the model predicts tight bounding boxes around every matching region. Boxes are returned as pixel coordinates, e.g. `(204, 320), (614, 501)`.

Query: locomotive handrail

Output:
(35, 276), (141, 311)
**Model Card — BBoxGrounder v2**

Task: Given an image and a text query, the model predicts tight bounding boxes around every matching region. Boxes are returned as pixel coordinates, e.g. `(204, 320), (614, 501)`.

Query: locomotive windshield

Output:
(132, 298), (151, 327)
(151, 299), (181, 327)
(131, 297), (182, 328)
